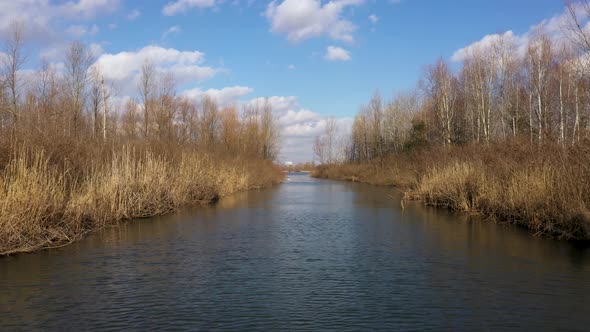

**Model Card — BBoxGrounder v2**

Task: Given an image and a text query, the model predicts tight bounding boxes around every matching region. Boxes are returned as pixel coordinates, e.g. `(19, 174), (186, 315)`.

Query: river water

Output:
(1, 173), (590, 331)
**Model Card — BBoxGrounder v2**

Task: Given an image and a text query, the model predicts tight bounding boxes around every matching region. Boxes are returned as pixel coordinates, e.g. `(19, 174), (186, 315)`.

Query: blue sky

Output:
(0, 0), (570, 161)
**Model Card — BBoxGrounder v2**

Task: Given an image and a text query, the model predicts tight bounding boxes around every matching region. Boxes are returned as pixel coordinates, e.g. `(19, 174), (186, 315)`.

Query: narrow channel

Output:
(1, 173), (589, 331)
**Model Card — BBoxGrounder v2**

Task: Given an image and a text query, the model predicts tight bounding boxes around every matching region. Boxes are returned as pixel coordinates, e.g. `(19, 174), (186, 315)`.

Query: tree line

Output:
(0, 22), (280, 165)
(315, 1), (590, 164)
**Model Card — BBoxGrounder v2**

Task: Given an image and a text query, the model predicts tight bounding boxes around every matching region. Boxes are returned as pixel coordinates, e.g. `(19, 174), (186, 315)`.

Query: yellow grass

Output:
(0, 148), (283, 255)
(313, 143), (590, 240)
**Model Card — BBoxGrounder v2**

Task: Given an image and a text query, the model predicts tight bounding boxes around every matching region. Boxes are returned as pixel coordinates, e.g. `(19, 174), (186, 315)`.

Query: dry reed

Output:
(313, 142), (590, 240)
(0, 148), (283, 255)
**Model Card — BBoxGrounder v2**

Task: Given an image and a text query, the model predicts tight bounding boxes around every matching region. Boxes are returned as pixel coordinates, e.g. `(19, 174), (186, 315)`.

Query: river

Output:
(1, 173), (589, 331)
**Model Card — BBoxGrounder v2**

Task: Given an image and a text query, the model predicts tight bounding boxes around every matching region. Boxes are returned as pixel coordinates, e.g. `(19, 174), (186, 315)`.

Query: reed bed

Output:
(313, 143), (590, 240)
(0, 148), (283, 255)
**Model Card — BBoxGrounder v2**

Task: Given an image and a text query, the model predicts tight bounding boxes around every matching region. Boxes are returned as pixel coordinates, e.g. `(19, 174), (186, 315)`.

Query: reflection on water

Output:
(1, 173), (589, 331)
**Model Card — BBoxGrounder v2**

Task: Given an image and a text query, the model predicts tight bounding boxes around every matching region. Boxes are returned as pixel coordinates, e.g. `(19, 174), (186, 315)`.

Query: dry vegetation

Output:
(0, 149), (282, 255)
(0, 25), (283, 255)
(314, 143), (590, 240)
(313, 1), (590, 241)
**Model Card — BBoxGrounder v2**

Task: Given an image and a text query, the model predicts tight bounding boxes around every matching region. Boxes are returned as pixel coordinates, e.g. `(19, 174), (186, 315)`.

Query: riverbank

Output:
(312, 143), (590, 241)
(0, 148), (284, 255)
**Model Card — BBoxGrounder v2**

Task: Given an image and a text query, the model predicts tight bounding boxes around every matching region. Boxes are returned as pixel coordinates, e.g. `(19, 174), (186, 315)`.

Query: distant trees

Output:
(0, 30), (280, 164)
(2, 22), (26, 132)
(64, 41), (94, 138)
(566, 0), (590, 54)
(313, 117), (338, 164)
(338, 7), (590, 163)
(425, 59), (458, 145)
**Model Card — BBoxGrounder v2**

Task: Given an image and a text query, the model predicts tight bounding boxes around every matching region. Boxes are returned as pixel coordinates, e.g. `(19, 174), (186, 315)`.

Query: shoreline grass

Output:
(0, 148), (284, 256)
(312, 143), (590, 241)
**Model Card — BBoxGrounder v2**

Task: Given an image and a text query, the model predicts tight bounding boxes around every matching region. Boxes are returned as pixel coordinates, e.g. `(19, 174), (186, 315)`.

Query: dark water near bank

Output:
(2, 173), (590, 331)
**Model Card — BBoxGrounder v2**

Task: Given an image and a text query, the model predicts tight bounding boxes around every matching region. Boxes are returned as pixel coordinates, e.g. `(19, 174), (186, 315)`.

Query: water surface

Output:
(2, 173), (589, 331)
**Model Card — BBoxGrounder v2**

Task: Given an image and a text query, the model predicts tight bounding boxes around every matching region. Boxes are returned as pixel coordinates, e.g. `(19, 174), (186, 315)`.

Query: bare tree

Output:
(526, 32), (553, 144)
(154, 71), (176, 141)
(89, 67), (103, 139)
(313, 117), (338, 164)
(324, 117), (338, 163)
(139, 59), (156, 138)
(425, 59), (457, 145)
(64, 41), (94, 137)
(121, 99), (140, 139)
(565, 0), (590, 54)
(383, 92), (417, 152)
(219, 105), (241, 154)
(260, 99), (279, 160)
(177, 97), (198, 144)
(2, 22), (26, 131)
(367, 91), (384, 158)
(313, 135), (327, 164)
(200, 95), (219, 148)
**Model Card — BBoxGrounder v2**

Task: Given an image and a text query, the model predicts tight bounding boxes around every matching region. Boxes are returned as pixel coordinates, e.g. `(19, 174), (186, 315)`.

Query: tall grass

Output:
(0, 148), (283, 255)
(313, 142), (590, 240)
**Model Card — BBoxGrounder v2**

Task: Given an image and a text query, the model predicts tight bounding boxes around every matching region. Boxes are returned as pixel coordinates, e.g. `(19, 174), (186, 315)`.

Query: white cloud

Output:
(38, 41), (103, 66)
(66, 24), (100, 37)
(60, 0), (121, 19)
(265, 0), (365, 43)
(324, 46), (351, 61)
(0, 0), (119, 40)
(279, 109), (353, 162)
(0, 52), (8, 65)
(242, 95), (352, 162)
(182, 86), (254, 106)
(451, 31), (527, 62)
(93, 45), (219, 95)
(246, 96), (299, 113)
(288, 64), (296, 70)
(162, 0), (217, 16)
(451, 5), (589, 63)
(163, 25), (182, 39)
(66, 25), (89, 38)
(127, 9), (141, 20)
(90, 42), (105, 57)
(369, 14), (379, 24)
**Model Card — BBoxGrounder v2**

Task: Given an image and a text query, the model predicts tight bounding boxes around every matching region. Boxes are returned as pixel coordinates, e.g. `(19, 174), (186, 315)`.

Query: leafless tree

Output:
(425, 59), (458, 145)
(64, 41), (94, 137)
(139, 59), (156, 138)
(2, 22), (26, 131)
(526, 32), (553, 144)
(565, 0), (590, 54)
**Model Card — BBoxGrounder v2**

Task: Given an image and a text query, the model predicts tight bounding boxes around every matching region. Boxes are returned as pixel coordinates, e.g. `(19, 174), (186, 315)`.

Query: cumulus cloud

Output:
(163, 25), (182, 39)
(324, 46), (351, 61)
(246, 96), (299, 113)
(182, 86), (254, 106)
(369, 14), (379, 24)
(451, 31), (528, 62)
(93, 45), (219, 95)
(279, 110), (353, 162)
(66, 24), (100, 38)
(242, 95), (352, 162)
(265, 0), (365, 43)
(127, 9), (141, 20)
(0, 0), (120, 38)
(162, 0), (217, 16)
(451, 5), (588, 63)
